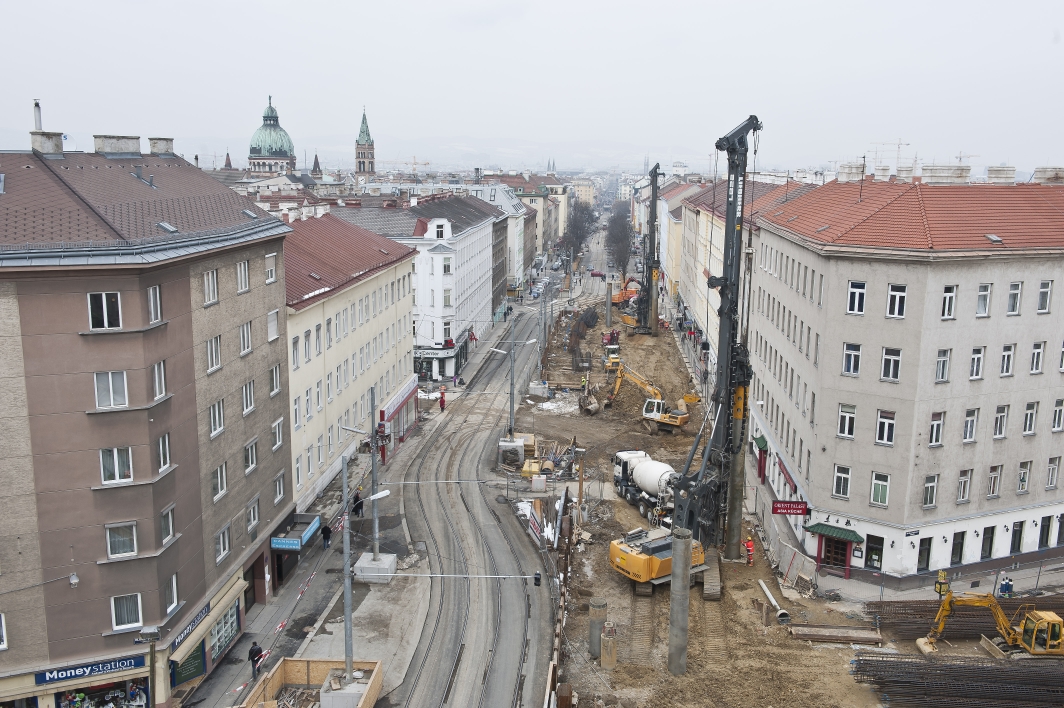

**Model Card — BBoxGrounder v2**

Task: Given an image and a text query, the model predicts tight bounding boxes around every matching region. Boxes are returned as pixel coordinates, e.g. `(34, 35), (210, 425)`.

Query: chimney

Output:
(921, 164), (971, 185)
(31, 131), (64, 155)
(33, 99), (42, 131)
(148, 137), (174, 156)
(896, 165), (914, 183)
(1031, 167), (1064, 185)
(410, 196), (418, 207)
(836, 162), (864, 183)
(986, 166), (1016, 184)
(874, 165), (891, 181)
(194, 154), (199, 168)
(93, 135), (141, 156)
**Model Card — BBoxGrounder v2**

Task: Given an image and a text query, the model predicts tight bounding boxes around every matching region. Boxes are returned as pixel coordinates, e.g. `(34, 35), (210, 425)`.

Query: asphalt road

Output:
(383, 309), (552, 708)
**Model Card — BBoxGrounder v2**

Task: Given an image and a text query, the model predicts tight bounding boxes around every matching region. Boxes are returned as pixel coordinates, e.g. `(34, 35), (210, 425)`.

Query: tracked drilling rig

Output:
(671, 115), (761, 560)
(634, 163), (662, 335)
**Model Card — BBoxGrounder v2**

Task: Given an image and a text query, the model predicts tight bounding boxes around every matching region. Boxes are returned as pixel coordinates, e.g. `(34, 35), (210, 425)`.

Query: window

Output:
(304, 331), (311, 362)
(317, 435), (323, 466)
(326, 373), (333, 401)
(1011, 521), (1024, 554)
(1049, 457), (1060, 489)
(294, 455), (302, 488)
(305, 387), (312, 419)
(929, 412), (944, 446)
(241, 380), (255, 415)
(246, 498), (259, 532)
(870, 472), (889, 506)
(274, 473), (285, 503)
(106, 523), (137, 558)
(164, 573), (178, 614)
(876, 410), (896, 445)
(326, 318), (332, 349)
(148, 360), (166, 400)
(1007, 282), (1022, 315)
(215, 525), (231, 563)
(832, 465), (850, 498)
(203, 270), (218, 305)
(316, 380), (322, 410)
(1018, 461), (1031, 493)
(963, 408), (979, 442)
(267, 310), (279, 341)
(147, 285), (162, 324)
(1038, 280), (1052, 313)
(970, 347), (984, 379)
(291, 337), (300, 370)
(157, 433), (171, 472)
(211, 462), (227, 500)
(239, 321), (252, 355)
(847, 281), (865, 314)
(88, 292), (122, 330)
(443, 321), (451, 340)
(209, 399), (224, 437)
(236, 260), (250, 293)
(209, 599), (239, 658)
(161, 506), (175, 543)
(207, 335), (222, 372)
(988, 465), (1002, 497)
(265, 253), (277, 283)
(1031, 342), (1045, 373)
(886, 284), (907, 318)
(814, 334), (820, 366)
(244, 440), (257, 474)
(951, 531), (965, 566)
(1023, 402), (1038, 435)
(936, 349), (951, 382)
(315, 324), (322, 355)
(100, 447), (133, 484)
(328, 426), (334, 455)
(941, 285), (956, 318)
(94, 371), (127, 409)
(1000, 344), (1015, 376)
(1053, 399), (1064, 432)
(957, 469), (971, 502)
(110, 593), (142, 630)
(436, 223), (444, 238)
(837, 404), (856, 438)
(443, 289), (452, 307)
(293, 396), (301, 429)
(923, 475), (938, 507)
(993, 405), (1009, 438)
(843, 343), (861, 375)
(443, 257), (451, 274)
(270, 364), (281, 396)
(976, 283), (991, 316)
(881, 348), (901, 381)
(272, 418), (283, 450)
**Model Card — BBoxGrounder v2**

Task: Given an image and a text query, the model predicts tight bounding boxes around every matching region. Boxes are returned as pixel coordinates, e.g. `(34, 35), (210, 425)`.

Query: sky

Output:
(1, 0), (1062, 175)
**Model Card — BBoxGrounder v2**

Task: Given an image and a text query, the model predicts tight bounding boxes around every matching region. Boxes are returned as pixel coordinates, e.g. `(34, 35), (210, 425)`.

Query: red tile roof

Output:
(284, 213), (416, 311)
(757, 179), (1064, 251)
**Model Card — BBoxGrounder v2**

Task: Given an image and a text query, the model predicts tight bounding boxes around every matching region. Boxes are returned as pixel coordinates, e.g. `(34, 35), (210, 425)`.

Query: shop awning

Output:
(776, 457), (797, 493)
(753, 434), (768, 451)
(168, 575), (248, 663)
(803, 523), (864, 544)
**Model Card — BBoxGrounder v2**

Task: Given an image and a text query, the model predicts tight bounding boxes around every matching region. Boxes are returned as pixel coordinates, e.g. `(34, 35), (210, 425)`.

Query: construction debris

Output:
(788, 624), (882, 645)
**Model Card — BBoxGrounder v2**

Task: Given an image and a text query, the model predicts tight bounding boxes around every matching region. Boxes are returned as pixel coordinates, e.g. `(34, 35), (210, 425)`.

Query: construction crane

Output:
(378, 156), (431, 182)
(602, 364), (699, 434)
(918, 582), (1064, 657)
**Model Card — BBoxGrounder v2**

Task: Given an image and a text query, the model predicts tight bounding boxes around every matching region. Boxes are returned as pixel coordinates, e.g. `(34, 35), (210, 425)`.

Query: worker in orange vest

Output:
(744, 536), (756, 566)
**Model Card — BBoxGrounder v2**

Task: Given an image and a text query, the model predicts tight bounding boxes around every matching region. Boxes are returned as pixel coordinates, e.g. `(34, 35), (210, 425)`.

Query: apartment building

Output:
(748, 170), (1064, 584)
(0, 130), (291, 708)
(282, 213), (416, 513)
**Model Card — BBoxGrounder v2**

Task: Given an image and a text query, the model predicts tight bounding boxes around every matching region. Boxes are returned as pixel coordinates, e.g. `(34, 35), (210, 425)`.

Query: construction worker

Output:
(581, 375), (587, 394)
(745, 536), (756, 566)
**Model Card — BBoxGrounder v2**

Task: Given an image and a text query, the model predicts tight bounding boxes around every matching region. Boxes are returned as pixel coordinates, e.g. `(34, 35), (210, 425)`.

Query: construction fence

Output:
(747, 482), (818, 592)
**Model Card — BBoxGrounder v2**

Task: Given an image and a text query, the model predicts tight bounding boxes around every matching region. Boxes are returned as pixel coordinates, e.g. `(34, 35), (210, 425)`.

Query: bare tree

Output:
(606, 210), (633, 280)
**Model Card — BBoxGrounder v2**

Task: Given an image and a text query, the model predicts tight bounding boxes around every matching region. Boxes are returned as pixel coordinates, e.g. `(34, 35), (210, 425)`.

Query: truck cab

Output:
(613, 451), (650, 502)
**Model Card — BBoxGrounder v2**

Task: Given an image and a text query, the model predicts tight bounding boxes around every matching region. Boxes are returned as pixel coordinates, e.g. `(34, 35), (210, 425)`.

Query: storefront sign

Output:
(300, 515), (321, 546)
(36, 655), (145, 685)
(271, 536), (301, 551)
(413, 348), (456, 359)
(171, 601), (211, 651)
(528, 508), (542, 544)
(905, 530), (920, 537)
(172, 643), (205, 685)
(771, 500), (809, 515)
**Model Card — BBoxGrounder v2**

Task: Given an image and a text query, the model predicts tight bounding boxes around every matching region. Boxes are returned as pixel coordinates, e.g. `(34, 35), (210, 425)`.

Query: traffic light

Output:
(533, 571), (541, 587)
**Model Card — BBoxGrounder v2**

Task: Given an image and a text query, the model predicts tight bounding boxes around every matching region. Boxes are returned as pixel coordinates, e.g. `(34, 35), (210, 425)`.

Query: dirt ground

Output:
(517, 309), (891, 708)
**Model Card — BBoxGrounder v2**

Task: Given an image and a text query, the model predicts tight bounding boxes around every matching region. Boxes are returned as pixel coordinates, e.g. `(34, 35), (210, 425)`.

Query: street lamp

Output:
(135, 626), (161, 705)
(489, 313), (536, 441)
(338, 424), (366, 683)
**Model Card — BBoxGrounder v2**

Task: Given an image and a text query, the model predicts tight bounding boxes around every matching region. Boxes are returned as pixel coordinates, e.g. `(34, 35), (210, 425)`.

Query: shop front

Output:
(22, 656), (150, 708)
(269, 513), (322, 589)
(166, 573), (247, 690)
(377, 375), (419, 460)
(805, 523), (864, 580)
(414, 330), (472, 382)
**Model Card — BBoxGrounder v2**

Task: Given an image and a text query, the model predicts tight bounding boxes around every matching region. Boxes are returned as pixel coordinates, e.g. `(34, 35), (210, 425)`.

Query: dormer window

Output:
(436, 224), (444, 239)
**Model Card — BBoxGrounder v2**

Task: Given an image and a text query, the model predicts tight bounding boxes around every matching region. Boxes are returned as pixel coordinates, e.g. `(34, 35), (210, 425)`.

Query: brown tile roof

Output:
(284, 213), (416, 311)
(0, 150), (273, 247)
(758, 179), (1064, 251)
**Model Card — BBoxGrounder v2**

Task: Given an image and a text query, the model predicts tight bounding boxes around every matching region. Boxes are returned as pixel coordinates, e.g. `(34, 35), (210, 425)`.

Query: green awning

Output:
(753, 434), (768, 451)
(804, 523), (864, 544)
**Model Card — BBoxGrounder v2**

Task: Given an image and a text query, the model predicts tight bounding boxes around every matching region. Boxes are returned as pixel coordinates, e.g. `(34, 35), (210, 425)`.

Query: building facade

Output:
(354, 111), (375, 184)
(0, 131), (292, 708)
(748, 173), (1064, 584)
(282, 214), (416, 513)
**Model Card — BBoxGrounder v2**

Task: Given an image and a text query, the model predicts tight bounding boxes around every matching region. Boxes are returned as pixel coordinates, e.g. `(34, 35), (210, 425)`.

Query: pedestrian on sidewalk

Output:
(321, 524), (332, 549)
(353, 488), (364, 518)
(248, 642), (264, 679)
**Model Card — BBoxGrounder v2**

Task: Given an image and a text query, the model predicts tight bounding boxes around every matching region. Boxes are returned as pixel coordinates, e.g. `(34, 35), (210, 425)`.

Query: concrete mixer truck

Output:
(613, 451), (678, 522)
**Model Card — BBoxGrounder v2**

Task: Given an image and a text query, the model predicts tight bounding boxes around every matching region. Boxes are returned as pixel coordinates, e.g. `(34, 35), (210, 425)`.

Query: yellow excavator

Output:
(609, 526), (707, 595)
(603, 363), (700, 434)
(918, 577), (1064, 657)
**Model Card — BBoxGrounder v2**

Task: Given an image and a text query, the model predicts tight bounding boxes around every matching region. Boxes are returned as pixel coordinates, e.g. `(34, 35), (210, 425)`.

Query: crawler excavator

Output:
(917, 575), (1064, 657)
(602, 363), (700, 434)
(609, 116), (762, 594)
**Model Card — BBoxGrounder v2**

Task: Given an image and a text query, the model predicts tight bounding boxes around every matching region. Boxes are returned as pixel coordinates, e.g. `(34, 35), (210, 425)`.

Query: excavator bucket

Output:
(579, 394), (600, 415)
(916, 637), (937, 655)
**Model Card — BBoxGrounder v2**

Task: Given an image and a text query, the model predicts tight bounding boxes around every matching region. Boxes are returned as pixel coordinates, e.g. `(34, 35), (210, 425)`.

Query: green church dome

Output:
(249, 96), (294, 158)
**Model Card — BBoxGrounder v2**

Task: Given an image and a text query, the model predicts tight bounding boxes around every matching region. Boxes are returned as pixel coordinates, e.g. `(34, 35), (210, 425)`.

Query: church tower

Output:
(355, 109), (375, 184)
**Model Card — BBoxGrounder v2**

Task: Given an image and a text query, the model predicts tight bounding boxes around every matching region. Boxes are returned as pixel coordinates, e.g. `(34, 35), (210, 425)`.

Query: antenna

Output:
(858, 155), (867, 202)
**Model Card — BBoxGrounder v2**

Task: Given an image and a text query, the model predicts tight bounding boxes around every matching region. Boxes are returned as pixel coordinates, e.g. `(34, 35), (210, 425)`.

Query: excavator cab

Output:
(1020, 611), (1064, 655)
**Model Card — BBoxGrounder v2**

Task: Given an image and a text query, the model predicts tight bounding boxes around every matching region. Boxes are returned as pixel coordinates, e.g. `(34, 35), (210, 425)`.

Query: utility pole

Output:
(509, 296), (516, 440)
(340, 454), (353, 680)
(370, 388), (380, 561)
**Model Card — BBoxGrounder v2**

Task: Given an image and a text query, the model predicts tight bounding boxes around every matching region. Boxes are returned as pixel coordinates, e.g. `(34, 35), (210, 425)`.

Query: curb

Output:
(292, 584), (344, 659)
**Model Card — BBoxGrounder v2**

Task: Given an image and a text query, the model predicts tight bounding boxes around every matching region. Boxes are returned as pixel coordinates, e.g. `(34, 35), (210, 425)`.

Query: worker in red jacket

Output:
(744, 536), (756, 566)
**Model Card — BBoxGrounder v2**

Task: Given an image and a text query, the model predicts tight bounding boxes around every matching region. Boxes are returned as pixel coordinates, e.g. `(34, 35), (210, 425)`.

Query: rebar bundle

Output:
(865, 597), (1064, 639)
(851, 651), (1064, 706)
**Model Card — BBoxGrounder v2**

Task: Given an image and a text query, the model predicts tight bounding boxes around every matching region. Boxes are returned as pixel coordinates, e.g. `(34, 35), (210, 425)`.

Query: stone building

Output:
(248, 96), (296, 176)
(354, 111), (375, 184)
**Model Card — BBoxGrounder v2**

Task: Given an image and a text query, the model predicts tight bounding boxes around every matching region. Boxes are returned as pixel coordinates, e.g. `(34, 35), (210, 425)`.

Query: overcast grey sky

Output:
(2, 1), (1061, 174)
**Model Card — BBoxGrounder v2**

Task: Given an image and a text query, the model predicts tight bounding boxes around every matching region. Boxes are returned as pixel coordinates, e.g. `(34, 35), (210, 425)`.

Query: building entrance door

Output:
(865, 535), (884, 570)
(822, 537), (848, 568)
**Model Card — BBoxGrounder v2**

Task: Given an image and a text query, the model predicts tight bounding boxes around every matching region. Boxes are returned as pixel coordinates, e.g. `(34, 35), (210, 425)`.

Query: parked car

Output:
(590, 270), (605, 278)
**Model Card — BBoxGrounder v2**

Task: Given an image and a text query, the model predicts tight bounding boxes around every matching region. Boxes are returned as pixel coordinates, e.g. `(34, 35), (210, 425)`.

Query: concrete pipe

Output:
(589, 598), (607, 659)
(757, 579), (790, 624)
